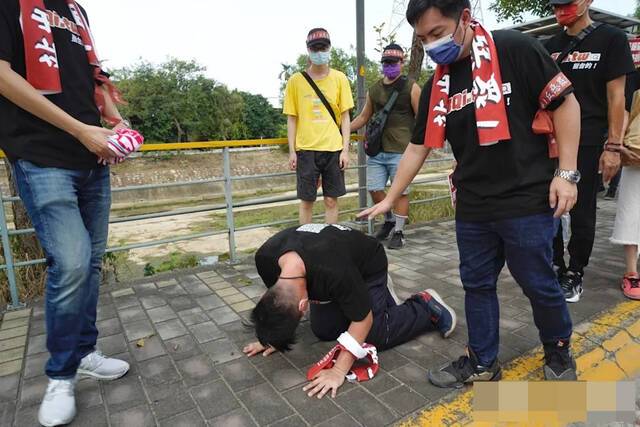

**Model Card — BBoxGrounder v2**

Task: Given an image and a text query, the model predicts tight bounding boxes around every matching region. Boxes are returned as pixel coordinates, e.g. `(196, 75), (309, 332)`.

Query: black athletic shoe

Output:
(428, 348), (502, 389)
(374, 221), (395, 241)
(543, 340), (577, 381)
(559, 271), (583, 303)
(387, 231), (405, 250)
(604, 189), (617, 200)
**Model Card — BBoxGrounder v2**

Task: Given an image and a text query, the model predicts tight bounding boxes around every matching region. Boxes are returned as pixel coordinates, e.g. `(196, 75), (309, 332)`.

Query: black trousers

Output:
(553, 145), (603, 275)
(309, 272), (434, 351)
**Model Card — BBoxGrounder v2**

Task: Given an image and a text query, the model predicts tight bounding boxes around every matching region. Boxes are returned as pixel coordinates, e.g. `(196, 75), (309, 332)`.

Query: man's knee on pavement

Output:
(250, 284), (302, 352)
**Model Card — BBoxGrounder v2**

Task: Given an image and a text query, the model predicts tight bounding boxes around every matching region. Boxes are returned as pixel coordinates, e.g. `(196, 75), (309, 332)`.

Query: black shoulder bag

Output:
(554, 22), (602, 65)
(301, 71), (341, 134)
(364, 77), (408, 157)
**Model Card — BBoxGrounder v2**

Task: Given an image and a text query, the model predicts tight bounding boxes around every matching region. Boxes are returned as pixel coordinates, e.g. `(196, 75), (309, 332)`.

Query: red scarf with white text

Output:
(425, 22), (511, 149)
(19, 0), (125, 125)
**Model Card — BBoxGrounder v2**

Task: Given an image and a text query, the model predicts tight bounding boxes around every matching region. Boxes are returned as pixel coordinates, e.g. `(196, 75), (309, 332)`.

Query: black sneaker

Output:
(604, 189), (617, 200)
(543, 340), (577, 381)
(374, 221), (395, 241)
(559, 271), (583, 303)
(387, 231), (405, 250)
(428, 348), (502, 389)
(414, 289), (457, 338)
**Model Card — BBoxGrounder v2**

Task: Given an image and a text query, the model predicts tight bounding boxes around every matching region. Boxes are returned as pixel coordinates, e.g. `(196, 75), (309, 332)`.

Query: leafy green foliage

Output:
(111, 59), (284, 143)
(489, 0), (552, 23)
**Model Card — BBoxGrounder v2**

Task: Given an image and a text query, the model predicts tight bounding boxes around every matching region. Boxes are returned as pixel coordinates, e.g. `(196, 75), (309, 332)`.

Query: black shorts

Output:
(296, 150), (346, 202)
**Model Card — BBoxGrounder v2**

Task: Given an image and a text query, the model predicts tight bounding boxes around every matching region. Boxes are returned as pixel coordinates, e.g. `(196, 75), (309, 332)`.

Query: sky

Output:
(81, 0), (636, 105)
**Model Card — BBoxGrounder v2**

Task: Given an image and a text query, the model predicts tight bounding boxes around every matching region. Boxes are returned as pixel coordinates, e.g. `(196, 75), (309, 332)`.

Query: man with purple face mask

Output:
(352, 44), (422, 249)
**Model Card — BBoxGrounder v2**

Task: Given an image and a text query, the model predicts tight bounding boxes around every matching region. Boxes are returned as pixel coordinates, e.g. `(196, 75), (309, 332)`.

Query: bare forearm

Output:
(287, 116), (297, 153)
(100, 85), (123, 124)
(386, 143), (431, 202)
(553, 94), (580, 170)
(334, 312), (373, 373)
(0, 61), (85, 138)
(351, 114), (367, 132)
(341, 112), (351, 151)
(608, 94), (626, 143)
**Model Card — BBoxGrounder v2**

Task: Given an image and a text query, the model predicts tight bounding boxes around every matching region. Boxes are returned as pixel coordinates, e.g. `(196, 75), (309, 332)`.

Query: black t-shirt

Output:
(412, 30), (572, 222)
(625, 70), (640, 112)
(254, 224), (387, 322)
(0, 0), (101, 169)
(545, 24), (635, 146)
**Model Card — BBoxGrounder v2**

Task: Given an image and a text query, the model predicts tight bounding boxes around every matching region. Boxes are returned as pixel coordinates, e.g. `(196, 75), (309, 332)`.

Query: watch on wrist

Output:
(554, 168), (581, 184)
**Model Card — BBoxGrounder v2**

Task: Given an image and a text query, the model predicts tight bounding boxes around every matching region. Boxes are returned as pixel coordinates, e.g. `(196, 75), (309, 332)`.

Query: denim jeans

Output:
(456, 212), (573, 367)
(13, 160), (111, 379)
(366, 152), (409, 195)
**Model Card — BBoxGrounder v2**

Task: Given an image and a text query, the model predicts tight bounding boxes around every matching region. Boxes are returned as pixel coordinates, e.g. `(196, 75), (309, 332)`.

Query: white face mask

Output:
(309, 50), (331, 65)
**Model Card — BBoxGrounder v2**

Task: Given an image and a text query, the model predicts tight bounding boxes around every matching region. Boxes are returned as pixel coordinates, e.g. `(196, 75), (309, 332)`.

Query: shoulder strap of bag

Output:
(555, 22), (602, 65)
(301, 71), (339, 127)
(382, 76), (408, 114)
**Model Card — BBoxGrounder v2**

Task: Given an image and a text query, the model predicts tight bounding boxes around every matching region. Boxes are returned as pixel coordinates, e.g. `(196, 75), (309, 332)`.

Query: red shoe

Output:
(621, 273), (640, 300)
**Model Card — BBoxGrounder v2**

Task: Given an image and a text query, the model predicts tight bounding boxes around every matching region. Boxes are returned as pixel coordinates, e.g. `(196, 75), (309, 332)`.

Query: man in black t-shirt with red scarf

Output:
(0, 1), (133, 425)
(545, 0), (635, 303)
(360, 0), (582, 388)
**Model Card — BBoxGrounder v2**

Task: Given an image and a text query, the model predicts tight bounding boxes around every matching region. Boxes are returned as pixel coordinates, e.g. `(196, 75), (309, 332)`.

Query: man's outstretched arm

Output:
(303, 311), (373, 399)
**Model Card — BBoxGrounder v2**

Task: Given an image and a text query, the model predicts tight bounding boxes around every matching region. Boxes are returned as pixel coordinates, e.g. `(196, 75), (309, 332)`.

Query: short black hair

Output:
(406, 0), (471, 26)
(250, 287), (301, 352)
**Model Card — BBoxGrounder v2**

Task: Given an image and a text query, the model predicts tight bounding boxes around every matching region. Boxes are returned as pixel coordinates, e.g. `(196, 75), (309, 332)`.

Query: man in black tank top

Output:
(352, 44), (422, 250)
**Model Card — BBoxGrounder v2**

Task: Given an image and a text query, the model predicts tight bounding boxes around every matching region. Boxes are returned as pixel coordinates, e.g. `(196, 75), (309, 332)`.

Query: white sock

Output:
(385, 211), (395, 223)
(394, 214), (407, 232)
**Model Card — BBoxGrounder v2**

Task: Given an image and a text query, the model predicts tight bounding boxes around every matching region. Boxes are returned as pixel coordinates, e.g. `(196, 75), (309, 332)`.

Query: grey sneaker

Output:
(387, 231), (405, 250)
(559, 271), (583, 303)
(428, 348), (501, 389)
(543, 340), (577, 381)
(77, 351), (129, 380)
(374, 221), (395, 241)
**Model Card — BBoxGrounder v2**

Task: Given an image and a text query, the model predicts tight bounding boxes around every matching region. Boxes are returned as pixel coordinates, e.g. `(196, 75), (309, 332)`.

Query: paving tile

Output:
(271, 415), (307, 427)
(206, 281), (234, 291)
(201, 337), (242, 365)
(191, 379), (240, 419)
(390, 363), (449, 403)
(159, 284), (187, 296)
(0, 326), (27, 341)
(361, 371), (401, 395)
(122, 319), (155, 342)
(222, 293), (249, 305)
(140, 294), (167, 310)
(0, 335), (27, 352)
(139, 354), (181, 386)
(156, 318), (188, 341)
(113, 294), (140, 310)
(14, 403), (38, 427)
(128, 335), (166, 362)
(165, 334), (201, 361)
(216, 287), (239, 298)
(208, 306), (241, 325)
(197, 294), (226, 311)
(168, 295), (197, 312)
(117, 304), (147, 323)
(186, 283), (214, 297)
(96, 317), (123, 338)
(2, 308), (31, 321)
(0, 347), (24, 364)
(189, 321), (224, 344)
(208, 408), (256, 427)
(177, 307), (209, 326)
(231, 300), (256, 313)
(111, 288), (135, 298)
(379, 385), (426, 416)
(283, 386), (343, 425)
(240, 285), (265, 299)
(104, 376), (147, 413)
(110, 404), (155, 427)
(0, 359), (22, 376)
(96, 304), (117, 321)
(0, 401), (15, 427)
(393, 340), (449, 370)
(147, 305), (178, 324)
(19, 375), (48, 408)
(316, 413), (362, 427)
(334, 388), (395, 427)
(133, 282), (158, 295)
(0, 374), (19, 402)
(218, 358), (265, 392)
(256, 354), (307, 392)
(72, 405), (109, 426)
(156, 279), (178, 288)
(23, 352), (48, 379)
(1, 317), (29, 330)
(237, 382), (293, 425)
(176, 354), (219, 386)
(76, 378), (103, 409)
(159, 409), (205, 427)
(97, 333), (128, 355)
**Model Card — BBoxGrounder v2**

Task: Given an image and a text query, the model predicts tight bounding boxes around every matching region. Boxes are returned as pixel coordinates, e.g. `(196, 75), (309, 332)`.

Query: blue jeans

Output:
(13, 160), (111, 379)
(367, 152), (409, 195)
(456, 213), (572, 367)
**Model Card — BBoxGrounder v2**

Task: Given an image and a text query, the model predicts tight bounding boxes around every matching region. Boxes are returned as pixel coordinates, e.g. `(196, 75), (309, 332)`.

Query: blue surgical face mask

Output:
(424, 21), (464, 65)
(309, 50), (331, 65)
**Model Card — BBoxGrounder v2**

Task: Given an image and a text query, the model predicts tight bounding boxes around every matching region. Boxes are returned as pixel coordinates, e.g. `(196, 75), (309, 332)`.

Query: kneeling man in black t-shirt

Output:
(243, 224), (456, 399)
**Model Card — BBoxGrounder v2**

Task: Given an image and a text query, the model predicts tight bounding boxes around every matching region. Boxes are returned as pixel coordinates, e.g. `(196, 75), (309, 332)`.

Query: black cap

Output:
(307, 28), (331, 48)
(549, 0), (574, 5)
(381, 44), (405, 62)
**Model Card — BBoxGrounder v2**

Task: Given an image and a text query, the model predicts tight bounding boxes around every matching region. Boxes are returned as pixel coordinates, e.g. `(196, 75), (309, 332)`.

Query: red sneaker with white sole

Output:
(622, 274), (640, 300)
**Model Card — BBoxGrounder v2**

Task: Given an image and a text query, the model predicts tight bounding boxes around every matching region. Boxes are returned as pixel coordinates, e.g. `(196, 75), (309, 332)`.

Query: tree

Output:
(636, 0), (640, 19)
(489, 0), (551, 22)
(240, 92), (286, 139)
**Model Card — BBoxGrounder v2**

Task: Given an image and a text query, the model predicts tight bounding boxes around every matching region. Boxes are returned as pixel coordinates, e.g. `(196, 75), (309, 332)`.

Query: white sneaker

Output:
(38, 379), (76, 427)
(77, 350), (130, 380)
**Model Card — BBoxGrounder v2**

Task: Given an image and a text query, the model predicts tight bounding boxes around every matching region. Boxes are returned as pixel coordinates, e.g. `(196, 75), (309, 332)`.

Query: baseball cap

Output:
(381, 44), (405, 62)
(307, 28), (331, 48)
(548, 0), (574, 5)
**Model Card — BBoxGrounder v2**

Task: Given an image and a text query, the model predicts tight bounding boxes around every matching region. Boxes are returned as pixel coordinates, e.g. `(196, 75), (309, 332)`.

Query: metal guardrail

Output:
(0, 137), (453, 309)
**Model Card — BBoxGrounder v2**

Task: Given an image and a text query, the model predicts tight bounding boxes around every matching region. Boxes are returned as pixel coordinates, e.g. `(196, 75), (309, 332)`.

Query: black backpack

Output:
(365, 77), (408, 157)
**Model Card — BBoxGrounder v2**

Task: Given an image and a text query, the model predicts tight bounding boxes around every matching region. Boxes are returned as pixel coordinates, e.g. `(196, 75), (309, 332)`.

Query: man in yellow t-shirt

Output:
(283, 28), (354, 224)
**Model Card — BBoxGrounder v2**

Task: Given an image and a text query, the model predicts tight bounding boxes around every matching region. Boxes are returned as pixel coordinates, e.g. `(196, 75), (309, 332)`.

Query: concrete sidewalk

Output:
(0, 199), (634, 426)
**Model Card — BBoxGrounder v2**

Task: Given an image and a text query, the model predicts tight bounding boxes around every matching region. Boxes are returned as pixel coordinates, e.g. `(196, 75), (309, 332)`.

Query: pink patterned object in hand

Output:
(99, 129), (144, 165)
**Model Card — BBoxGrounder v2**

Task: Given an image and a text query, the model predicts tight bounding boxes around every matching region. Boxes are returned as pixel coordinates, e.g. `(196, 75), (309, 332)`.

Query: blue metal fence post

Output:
(223, 147), (237, 263)
(0, 194), (23, 309)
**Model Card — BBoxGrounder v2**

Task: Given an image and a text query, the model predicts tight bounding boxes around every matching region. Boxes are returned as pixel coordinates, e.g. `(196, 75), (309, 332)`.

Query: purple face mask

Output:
(382, 63), (402, 79)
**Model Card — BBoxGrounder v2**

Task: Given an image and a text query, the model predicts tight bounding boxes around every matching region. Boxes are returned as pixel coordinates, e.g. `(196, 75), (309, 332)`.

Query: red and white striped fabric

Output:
(99, 129), (144, 165)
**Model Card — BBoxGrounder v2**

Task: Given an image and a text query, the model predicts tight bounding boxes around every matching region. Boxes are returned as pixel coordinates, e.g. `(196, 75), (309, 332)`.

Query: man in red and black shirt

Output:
(361, 0), (581, 388)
